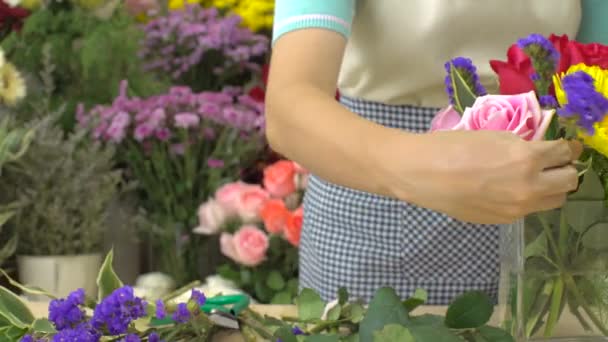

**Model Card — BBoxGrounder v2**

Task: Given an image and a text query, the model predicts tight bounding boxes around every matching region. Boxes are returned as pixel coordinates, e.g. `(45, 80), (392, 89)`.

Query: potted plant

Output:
(1, 112), (122, 298)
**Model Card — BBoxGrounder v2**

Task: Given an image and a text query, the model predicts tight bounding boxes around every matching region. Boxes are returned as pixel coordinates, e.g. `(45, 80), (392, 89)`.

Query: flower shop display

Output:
(431, 33), (608, 340)
(0, 249), (514, 341)
(79, 81), (265, 285)
(193, 159), (306, 304)
(139, 5), (269, 92)
(0, 95), (122, 297)
(1, 0), (167, 130)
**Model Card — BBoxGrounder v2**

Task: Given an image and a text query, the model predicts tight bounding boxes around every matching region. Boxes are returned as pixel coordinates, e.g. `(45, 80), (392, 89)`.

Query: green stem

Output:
(526, 280), (554, 337)
(309, 319), (351, 334)
(563, 275), (608, 336)
(544, 277), (564, 337)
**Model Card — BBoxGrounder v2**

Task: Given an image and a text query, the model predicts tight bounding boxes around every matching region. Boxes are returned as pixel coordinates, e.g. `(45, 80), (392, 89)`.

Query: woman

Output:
(265, 0), (585, 304)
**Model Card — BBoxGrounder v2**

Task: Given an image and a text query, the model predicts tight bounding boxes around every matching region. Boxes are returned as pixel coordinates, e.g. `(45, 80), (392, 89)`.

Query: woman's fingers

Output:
(535, 139), (582, 170)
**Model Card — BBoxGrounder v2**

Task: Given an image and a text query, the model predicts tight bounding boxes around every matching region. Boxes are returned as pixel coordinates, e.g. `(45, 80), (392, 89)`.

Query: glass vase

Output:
(499, 170), (608, 341)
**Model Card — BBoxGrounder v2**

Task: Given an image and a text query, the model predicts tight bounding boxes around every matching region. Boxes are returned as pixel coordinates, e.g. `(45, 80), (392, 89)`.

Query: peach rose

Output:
(220, 226), (269, 266)
(215, 182), (246, 215)
(260, 199), (290, 234)
(236, 185), (270, 222)
(192, 199), (227, 235)
(263, 160), (297, 198)
(431, 91), (555, 141)
(285, 207), (303, 247)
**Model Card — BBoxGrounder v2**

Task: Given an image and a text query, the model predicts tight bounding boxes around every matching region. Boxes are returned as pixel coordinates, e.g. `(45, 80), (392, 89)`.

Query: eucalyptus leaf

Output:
(569, 169), (605, 200)
(445, 291), (493, 329)
(373, 324), (414, 342)
(403, 288), (428, 312)
(563, 200), (605, 233)
(296, 289), (325, 321)
(96, 249), (123, 301)
(582, 223), (608, 250)
(359, 287), (410, 342)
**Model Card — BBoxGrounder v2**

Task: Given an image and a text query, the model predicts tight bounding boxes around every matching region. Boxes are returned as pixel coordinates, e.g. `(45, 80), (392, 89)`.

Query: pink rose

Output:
(431, 91), (554, 141)
(215, 182), (246, 215)
(236, 185), (270, 222)
(192, 199), (227, 235)
(263, 160), (297, 198)
(430, 106), (461, 132)
(220, 226), (269, 266)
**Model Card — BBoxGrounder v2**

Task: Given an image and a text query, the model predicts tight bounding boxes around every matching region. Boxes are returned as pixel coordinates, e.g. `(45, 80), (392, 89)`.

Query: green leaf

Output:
(287, 279), (299, 296)
(304, 335), (340, 342)
(445, 291), (493, 329)
(0, 269), (56, 299)
(96, 249), (123, 301)
(569, 169), (605, 200)
(0, 286), (35, 328)
(450, 63), (477, 113)
(338, 287), (348, 305)
(0, 212), (13, 227)
(359, 287), (410, 342)
(407, 316), (463, 342)
(373, 324), (414, 342)
(326, 304), (341, 321)
(524, 231), (547, 259)
(403, 288), (428, 312)
(344, 302), (365, 323)
(296, 289), (325, 321)
(270, 291), (293, 305)
(477, 325), (515, 342)
(266, 271), (286, 291)
(31, 318), (56, 333)
(274, 326), (297, 342)
(563, 200), (605, 233)
(0, 326), (26, 342)
(582, 222), (608, 250)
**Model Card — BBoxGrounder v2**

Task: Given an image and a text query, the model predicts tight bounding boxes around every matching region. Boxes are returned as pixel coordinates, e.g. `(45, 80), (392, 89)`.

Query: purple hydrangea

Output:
(140, 6), (269, 83)
(557, 71), (608, 134)
(91, 286), (147, 335)
(444, 57), (487, 104)
(171, 303), (191, 323)
(48, 289), (86, 331)
(517, 33), (559, 63)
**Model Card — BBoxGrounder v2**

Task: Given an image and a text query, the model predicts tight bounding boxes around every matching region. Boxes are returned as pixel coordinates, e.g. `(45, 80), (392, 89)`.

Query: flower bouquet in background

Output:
(194, 159), (307, 304)
(431, 33), (608, 340)
(139, 5), (269, 93)
(78, 81), (265, 285)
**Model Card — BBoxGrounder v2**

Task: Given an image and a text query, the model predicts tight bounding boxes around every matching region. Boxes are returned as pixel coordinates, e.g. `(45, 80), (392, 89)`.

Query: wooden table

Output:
(26, 302), (596, 341)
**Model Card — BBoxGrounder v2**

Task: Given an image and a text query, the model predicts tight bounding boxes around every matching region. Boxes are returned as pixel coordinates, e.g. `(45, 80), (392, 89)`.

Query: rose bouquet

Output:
(78, 81), (265, 285)
(432, 33), (608, 339)
(193, 159), (306, 304)
(139, 5), (269, 92)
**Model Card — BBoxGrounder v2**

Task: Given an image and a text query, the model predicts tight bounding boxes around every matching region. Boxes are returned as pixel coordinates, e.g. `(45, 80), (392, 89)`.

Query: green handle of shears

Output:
(202, 294), (250, 315)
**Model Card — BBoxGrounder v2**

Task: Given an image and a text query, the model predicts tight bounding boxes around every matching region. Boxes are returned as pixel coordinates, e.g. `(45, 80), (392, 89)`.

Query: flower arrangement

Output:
(0, 250), (514, 342)
(194, 159), (306, 303)
(139, 5), (269, 92)
(79, 81), (265, 284)
(431, 33), (608, 339)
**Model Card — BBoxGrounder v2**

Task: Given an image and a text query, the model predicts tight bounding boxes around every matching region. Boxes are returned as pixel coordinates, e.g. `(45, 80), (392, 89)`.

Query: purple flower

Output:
(171, 303), (190, 323)
(91, 286), (147, 335)
(170, 143), (186, 155)
(174, 113), (200, 128)
(292, 326), (304, 335)
(539, 95), (558, 108)
(557, 71), (608, 134)
(20, 336), (36, 342)
(155, 128), (171, 141)
(134, 123), (154, 141)
(444, 57), (487, 105)
(48, 289), (86, 331)
(517, 33), (559, 63)
(51, 326), (99, 342)
(190, 289), (206, 305)
(119, 334), (140, 342)
(148, 333), (162, 342)
(155, 299), (166, 319)
(206, 158), (224, 168)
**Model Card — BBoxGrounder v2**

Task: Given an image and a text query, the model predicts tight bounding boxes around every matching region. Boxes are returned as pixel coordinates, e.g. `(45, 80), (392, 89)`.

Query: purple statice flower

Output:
(444, 57), (487, 104)
(20, 336), (37, 342)
(557, 71), (608, 134)
(48, 289), (86, 331)
(174, 112), (200, 128)
(207, 158), (224, 168)
(539, 95), (558, 108)
(91, 286), (147, 335)
(155, 299), (166, 319)
(119, 334), (140, 342)
(171, 303), (191, 323)
(140, 6), (269, 83)
(190, 289), (206, 306)
(51, 326), (99, 342)
(517, 33), (559, 63)
(292, 326), (304, 335)
(148, 333), (162, 342)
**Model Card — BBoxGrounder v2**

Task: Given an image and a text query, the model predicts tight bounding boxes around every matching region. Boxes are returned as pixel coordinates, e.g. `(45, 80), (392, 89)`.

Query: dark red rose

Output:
(248, 86), (265, 102)
(489, 44), (536, 95)
(0, 0), (29, 32)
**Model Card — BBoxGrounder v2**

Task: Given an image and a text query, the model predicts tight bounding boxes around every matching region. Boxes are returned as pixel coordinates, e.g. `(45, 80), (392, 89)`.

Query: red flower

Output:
(0, 0), (29, 32)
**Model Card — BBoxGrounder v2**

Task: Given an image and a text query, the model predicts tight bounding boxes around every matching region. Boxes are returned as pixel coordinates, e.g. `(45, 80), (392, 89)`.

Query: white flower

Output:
(4, 0), (21, 7)
(0, 63), (26, 106)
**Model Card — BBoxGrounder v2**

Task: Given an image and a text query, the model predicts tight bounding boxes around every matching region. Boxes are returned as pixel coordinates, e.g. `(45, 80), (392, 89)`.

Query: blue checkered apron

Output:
(299, 95), (501, 305)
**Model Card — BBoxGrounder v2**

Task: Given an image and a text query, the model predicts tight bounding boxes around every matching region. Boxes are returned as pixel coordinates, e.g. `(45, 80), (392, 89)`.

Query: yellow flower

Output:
(0, 62), (26, 107)
(553, 63), (608, 105)
(168, 0), (200, 11)
(579, 117), (608, 158)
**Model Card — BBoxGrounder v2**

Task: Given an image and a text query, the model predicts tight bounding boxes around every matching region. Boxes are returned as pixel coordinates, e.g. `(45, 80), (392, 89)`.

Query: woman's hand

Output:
(386, 130), (583, 224)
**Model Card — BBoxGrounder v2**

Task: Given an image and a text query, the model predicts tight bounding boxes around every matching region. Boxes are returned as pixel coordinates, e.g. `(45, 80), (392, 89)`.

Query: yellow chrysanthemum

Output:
(579, 116), (608, 157)
(0, 63), (26, 107)
(553, 63), (608, 105)
(168, 0), (200, 11)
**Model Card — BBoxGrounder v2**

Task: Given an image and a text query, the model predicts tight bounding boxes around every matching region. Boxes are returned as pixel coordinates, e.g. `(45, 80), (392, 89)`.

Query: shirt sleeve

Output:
(272, 0), (356, 44)
(577, 0), (608, 44)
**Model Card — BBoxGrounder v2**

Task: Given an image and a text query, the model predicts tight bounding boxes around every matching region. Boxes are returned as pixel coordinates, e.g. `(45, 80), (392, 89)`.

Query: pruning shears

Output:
(150, 294), (250, 329)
